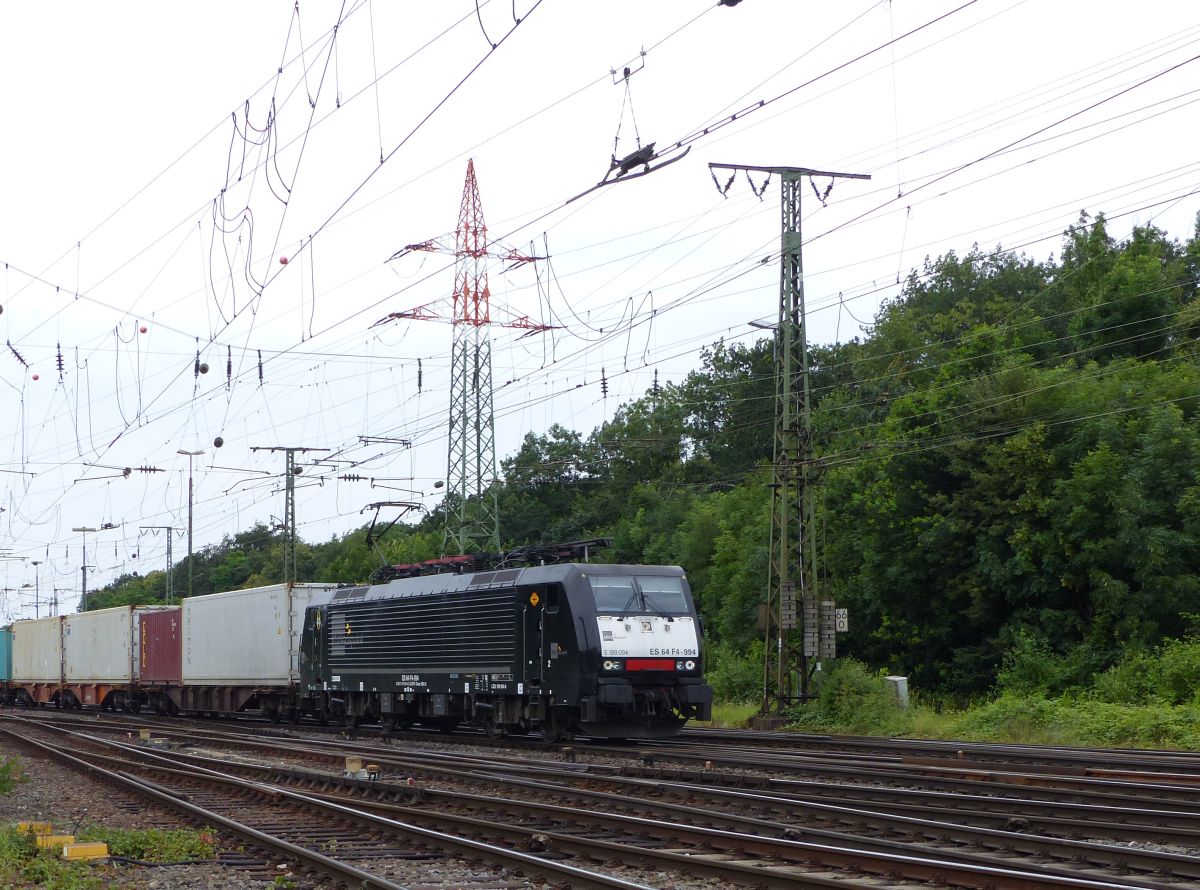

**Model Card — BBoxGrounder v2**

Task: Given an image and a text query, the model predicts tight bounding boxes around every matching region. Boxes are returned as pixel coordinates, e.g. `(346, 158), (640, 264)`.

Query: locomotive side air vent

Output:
(493, 569), (521, 585)
(469, 572), (497, 588)
(326, 589), (517, 671)
(331, 587), (366, 601)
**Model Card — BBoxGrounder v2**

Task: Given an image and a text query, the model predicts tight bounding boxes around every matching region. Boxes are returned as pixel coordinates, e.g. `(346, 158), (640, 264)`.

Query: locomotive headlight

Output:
(676, 660), (684, 670)
(684, 660), (696, 671)
(603, 659), (622, 671)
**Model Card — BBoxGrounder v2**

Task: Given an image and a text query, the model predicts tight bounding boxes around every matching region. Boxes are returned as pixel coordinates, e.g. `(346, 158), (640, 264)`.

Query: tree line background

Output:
(89, 214), (1200, 702)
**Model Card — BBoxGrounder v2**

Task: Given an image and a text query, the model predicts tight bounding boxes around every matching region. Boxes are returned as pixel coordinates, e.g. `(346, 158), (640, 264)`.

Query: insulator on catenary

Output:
(257, 349), (263, 385)
(601, 367), (608, 398)
(417, 358), (423, 392)
(194, 350), (200, 378)
(226, 345), (232, 389)
(56, 343), (64, 378)
(7, 340), (28, 367)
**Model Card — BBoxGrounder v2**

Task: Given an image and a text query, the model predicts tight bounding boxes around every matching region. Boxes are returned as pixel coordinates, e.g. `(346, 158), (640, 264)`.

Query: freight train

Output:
(0, 544), (713, 740)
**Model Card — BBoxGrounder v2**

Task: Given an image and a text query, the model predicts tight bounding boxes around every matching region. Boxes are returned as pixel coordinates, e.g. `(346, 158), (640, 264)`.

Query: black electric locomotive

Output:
(299, 559), (712, 739)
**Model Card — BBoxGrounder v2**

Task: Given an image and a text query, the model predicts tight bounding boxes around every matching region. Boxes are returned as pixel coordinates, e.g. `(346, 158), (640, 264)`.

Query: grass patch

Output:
(0, 823), (216, 889)
(0, 758), (25, 795)
(766, 658), (1200, 750)
(77, 826), (216, 862)
(0, 824), (107, 890)
(695, 700), (759, 728)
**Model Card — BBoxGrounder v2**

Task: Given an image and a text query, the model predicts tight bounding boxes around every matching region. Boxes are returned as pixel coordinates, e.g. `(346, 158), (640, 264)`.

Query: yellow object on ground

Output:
(35, 834), (75, 849)
(62, 842), (109, 861)
(16, 821), (52, 835)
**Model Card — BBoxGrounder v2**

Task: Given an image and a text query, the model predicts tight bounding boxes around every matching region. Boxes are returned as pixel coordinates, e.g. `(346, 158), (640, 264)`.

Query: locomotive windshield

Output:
(589, 575), (689, 615)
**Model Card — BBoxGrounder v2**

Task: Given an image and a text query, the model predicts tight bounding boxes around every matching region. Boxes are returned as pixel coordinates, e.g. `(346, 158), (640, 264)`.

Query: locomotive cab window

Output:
(589, 575), (689, 615)
(637, 576), (688, 614)
(590, 576), (637, 613)
(544, 585), (561, 613)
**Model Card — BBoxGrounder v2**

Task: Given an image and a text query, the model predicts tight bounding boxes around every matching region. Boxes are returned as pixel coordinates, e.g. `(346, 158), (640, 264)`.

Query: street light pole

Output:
(71, 527), (97, 611)
(177, 450), (205, 599)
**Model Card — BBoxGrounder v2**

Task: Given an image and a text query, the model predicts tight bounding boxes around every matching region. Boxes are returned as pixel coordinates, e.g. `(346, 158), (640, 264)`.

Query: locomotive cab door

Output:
(520, 587), (543, 689)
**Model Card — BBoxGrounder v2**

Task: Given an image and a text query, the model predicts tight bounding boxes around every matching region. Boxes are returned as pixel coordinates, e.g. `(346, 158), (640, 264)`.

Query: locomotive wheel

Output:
(481, 713), (507, 740)
(540, 711), (572, 744)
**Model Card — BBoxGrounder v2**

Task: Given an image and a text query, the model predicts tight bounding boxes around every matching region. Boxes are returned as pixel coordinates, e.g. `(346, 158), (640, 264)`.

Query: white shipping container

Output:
(12, 616), (63, 683)
(183, 583), (338, 685)
(64, 606), (135, 683)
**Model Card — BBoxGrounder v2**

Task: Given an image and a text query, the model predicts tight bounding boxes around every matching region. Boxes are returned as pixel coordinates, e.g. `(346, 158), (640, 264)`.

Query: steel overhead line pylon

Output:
(710, 162), (869, 724)
(445, 159), (502, 557)
(379, 160), (552, 555)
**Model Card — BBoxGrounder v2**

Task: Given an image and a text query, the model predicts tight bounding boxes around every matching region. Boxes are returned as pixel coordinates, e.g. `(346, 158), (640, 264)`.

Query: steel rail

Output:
(27, 726), (1159, 890)
(2, 720), (661, 890)
(679, 727), (1200, 772)
(13, 716), (1193, 890)
(0, 727), (408, 890)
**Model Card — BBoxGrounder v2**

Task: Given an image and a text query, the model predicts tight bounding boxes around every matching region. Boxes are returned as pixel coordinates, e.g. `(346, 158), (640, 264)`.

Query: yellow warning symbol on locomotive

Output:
(529, 591), (540, 607)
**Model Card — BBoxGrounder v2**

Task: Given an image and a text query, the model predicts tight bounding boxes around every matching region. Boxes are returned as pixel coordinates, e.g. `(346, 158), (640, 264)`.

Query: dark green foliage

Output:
(788, 659), (911, 735)
(706, 640), (765, 702)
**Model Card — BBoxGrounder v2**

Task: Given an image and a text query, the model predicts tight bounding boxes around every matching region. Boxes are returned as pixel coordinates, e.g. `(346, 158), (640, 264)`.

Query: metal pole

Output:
(249, 445), (329, 585)
(31, 560), (40, 619)
(72, 526), (97, 612)
(177, 450), (205, 599)
(140, 527), (176, 603)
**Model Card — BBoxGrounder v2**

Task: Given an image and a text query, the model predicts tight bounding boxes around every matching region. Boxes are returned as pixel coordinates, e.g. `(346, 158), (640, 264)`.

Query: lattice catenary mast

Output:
(710, 162), (869, 724)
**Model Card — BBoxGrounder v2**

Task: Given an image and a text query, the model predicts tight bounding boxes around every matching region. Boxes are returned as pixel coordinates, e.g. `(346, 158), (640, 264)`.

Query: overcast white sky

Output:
(1, 1), (1197, 618)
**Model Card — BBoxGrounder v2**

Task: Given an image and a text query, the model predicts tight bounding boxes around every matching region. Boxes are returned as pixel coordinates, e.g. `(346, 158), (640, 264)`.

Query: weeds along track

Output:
(4, 712), (1199, 888)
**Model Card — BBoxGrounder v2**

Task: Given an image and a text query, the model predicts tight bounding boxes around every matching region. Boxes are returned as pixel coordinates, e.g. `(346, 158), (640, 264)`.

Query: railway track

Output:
(5, 711), (1200, 888)
(679, 726), (1200, 775)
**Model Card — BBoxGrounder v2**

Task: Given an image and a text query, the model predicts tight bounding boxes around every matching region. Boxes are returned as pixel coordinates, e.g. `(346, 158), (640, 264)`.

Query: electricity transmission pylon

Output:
(446, 160), (501, 555)
(379, 160), (552, 555)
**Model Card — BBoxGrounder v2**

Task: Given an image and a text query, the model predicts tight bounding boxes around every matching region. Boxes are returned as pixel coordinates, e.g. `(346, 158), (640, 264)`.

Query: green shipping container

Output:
(0, 627), (11, 682)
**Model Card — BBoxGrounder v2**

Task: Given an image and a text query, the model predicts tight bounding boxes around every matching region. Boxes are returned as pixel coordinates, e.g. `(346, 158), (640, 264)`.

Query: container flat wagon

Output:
(175, 583), (338, 715)
(10, 616), (63, 705)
